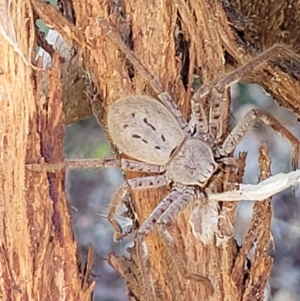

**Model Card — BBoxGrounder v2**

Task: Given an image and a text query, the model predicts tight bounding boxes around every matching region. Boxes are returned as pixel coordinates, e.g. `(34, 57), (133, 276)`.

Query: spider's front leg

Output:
(107, 159), (167, 240)
(191, 44), (300, 141)
(26, 158), (122, 171)
(136, 186), (214, 294)
(98, 18), (190, 135)
(218, 109), (299, 169)
(193, 44), (300, 102)
(108, 170), (169, 301)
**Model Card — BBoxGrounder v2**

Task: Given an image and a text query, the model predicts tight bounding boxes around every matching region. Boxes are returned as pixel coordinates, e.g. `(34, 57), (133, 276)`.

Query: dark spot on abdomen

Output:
(143, 118), (156, 131)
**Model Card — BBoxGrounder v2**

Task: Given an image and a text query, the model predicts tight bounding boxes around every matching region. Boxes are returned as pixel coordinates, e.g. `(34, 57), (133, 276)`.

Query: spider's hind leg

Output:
(219, 109), (299, 169)
(136, 186), (214, 293)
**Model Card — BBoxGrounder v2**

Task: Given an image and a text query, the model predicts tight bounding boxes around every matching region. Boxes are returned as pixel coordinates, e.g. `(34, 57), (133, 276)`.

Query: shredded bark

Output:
(17, 0), (300, 300)
(33, 0), (300, 126)
(0, 0), (94, 296)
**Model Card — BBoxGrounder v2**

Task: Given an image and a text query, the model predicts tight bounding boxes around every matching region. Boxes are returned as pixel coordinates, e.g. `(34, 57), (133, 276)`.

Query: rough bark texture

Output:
(38, 30), (93, 125)
(7, 0), (300, 300)
(230, 0), (300, 52)
(50, 0), (300, 126)
(0, 0), (94, 299)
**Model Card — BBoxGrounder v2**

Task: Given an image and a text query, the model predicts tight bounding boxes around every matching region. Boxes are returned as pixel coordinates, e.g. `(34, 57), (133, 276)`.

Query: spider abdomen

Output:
(166, 138), (218, 186)
(107, 95), (185, 165)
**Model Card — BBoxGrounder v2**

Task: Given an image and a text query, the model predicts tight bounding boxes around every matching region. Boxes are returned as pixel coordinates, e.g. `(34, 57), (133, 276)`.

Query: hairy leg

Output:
(191, 44), (299, 140)
(98, 18), (190, 135)
(219, 109), (299, 168)
(193, 44), (300, 101)
(26, 158), (165, 172)
(107, 174), (169, 240)
(135, 186), (213, 292)
(26, 158), (121, 171)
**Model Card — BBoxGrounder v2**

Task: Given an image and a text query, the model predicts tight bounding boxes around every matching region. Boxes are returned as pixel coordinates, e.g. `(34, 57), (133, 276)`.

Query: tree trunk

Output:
(0, 0), (93, 300)
(5, 0), (300, 300)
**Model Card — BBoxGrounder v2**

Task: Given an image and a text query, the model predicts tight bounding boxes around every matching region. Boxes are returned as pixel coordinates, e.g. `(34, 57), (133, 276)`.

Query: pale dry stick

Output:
(207, 169), (300, 202)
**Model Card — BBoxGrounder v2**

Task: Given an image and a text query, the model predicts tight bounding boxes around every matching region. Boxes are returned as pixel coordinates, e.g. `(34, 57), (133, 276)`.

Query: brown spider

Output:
(28, 19), (300, 296)
(99, 19), (299, 292)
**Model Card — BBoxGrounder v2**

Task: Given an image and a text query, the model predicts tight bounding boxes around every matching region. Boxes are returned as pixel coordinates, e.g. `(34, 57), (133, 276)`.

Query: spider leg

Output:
(190, 98), (209, 134)
(107, 182), (130, 239)
(120, 159), (166, 173)
(208, 87), (231, 140)
(219, 109), (299, 169)
(193, 44), (300, 101)
(26, 158), (122, 171)
(136, 186), (213, 292)
(26, 158), (164, 173)
(136, 189), (184, 241)
(107, 174), (169, 240)
(98, 18), (190, 134)
(191, 86), (230, 139)
(191, 44), (299, 139)
(108, 174), (168, 301)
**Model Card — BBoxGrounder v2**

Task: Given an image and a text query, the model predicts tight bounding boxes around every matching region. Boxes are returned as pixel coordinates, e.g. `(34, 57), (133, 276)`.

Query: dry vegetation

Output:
(1, 0), (300, 300)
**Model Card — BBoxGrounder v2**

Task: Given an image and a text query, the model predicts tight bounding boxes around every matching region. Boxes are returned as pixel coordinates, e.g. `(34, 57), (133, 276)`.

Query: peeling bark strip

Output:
(25, 55), (95, 299)
(232, 145), (273, 299)
(28, 0), (300, 301)
(36, 30), (92, 125)
(26, 54), (94, 301)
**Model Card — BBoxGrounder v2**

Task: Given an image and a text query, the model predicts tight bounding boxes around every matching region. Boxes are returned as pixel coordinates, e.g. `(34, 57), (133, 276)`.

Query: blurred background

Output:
(64, 83), (300, 301)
